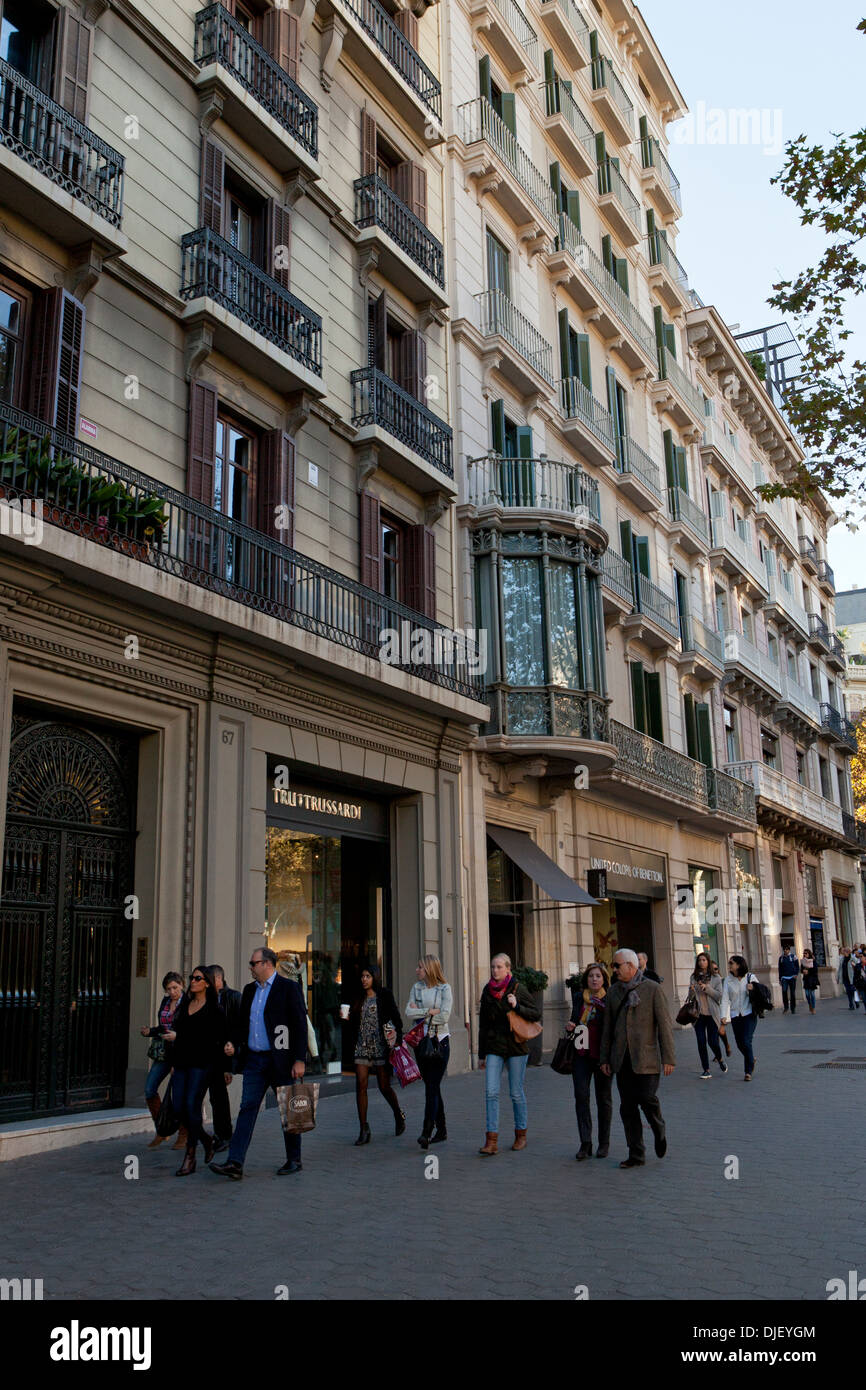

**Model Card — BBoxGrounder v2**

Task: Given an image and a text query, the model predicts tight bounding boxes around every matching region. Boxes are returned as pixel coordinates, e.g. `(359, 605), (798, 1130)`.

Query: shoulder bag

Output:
(676, 987), (700, 1027)
(415, 987), (442, 1062)
(550, 1031), (576, 1075)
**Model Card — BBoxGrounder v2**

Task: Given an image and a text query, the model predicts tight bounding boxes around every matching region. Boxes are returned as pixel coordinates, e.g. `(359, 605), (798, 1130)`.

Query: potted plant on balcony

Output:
(511, 964), (549, 1065)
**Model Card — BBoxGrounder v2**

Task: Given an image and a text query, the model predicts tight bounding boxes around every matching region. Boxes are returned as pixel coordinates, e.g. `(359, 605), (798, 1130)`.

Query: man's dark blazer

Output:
(216, 985), (243, 1073)
(232, 973), (308, 1083)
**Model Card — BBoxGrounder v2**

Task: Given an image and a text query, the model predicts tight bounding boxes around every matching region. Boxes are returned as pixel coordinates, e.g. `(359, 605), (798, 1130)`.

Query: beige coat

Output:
(599, 977), (676, 1075)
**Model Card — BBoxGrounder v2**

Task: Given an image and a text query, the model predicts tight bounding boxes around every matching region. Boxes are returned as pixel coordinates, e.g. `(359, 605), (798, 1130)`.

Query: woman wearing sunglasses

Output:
(162, 965), (229, 1175)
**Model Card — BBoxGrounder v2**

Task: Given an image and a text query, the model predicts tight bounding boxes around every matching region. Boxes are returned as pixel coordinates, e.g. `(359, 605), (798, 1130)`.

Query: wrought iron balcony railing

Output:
(820, 703), (857, 750)
(616, 433), (662, 499)
(458, 97), (558, 224)
(556, 215), (656, 360)
(591, 55), (634, 134)
(639, 135), (682, 212)
(0, 56), (125, 228)
(351, 366), (453, 478)
(476, 289), (554, 385)
(539, 0), (591, 55)
(634, 571), (678, 636)
(706, 767), (757, 823)
(668, 485), (709, 542)
(335, 0), (441, 120)
(808, 612), (832, 649)
(680, 614), (723, 666)
(600, 548), (633, 605)
(489, 0), (539, 63)
(0, 403), (478, 697)
(354, 173), (444, 287)
(194, 3), (318, 156)
(180, 228), (322, 375)
(831, 634), (847, 667)
(799, 535), (819, 568)
(466, 453), (600, 520)
(541, 78), (594, 159)
(658, 344), (704, 421)
(596, 155), (641, 233)
(484, 685), (610, 740)
(817, 558), (835, 589)
(647, 231), (689, 294)
(610, 720), (708, 806)
(559, 376), (616, 453)
(841, 811), (866, 847)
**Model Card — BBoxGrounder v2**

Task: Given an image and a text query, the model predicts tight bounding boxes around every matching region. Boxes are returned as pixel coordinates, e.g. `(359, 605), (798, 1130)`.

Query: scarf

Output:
(620, 969), (644, 1009)
(578, 987), (606, 1026)
(488, 973), (512, 1000)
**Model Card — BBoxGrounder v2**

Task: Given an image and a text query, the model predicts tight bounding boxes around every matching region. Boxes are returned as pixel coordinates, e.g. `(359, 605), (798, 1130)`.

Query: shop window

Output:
(734, 846), (760, 925)
(688, 865), (720, 965)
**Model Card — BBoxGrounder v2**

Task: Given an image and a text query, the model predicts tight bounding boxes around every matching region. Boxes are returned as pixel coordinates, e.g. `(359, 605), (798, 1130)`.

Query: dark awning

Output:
(487, 825), (597, 906)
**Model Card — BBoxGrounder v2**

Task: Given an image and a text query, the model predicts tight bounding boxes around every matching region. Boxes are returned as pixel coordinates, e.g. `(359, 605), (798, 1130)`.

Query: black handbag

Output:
(550, 1032), (575, 1075)
(414, 987), (443, 1062)
(676, 988), (700, 1026)
(155, 1091), (180, 1138)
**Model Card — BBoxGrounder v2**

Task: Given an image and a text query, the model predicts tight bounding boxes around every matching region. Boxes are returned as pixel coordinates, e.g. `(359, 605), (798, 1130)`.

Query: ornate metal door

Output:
(0, 712), (138, 1122)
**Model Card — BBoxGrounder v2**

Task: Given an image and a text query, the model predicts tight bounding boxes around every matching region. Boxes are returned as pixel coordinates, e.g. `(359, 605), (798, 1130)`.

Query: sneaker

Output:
(744, 1073), (752, 1082)
(715, 1057), (727, 1073)
(700, 1070), (711, 1079)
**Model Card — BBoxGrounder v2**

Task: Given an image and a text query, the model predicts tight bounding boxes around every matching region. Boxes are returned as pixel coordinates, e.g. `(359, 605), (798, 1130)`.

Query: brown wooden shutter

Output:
(187, 380), (218, 507)
(55, 292), (86, 434)
(361, 111), (377, 177)
(398, 331), (426, 401)
(257, 429), (295, 546)
(29, 288), (85, 432)
(405, 524), (436, 618)
(54, 8), (93, 123)
(200, 137), (225, 235)
(409, 163), (427, 223)
(394, 7), (419, 48)
(29, 288), (63, 427)
(360, 490), (382, 590)
(414, 331), (427, 403)
(393, 161), (411, 206)
(369, 291), (387, 371)
(266, 199), (291, 288)
(260, 7), (299, 83)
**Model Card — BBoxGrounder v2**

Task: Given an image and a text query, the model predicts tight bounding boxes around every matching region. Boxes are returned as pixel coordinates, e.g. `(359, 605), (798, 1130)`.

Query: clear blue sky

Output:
(642, 0), (865, 591)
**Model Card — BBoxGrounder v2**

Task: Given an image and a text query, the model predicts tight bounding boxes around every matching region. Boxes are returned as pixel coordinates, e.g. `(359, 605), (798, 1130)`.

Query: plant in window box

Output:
(511, 965), (549, 1066)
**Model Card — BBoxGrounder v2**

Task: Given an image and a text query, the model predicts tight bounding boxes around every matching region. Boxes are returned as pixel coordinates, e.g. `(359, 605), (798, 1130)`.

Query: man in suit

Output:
(207, 964), (243, 1153)
(600, 949), (675, 1169)
(210, 946), (307, 1180)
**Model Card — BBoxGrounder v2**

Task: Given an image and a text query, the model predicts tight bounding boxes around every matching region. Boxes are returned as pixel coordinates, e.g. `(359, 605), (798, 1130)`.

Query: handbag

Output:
(550, 1032), (576, 1075)
(507, 1009), (543, 1043)
(413, 986), (442, 1062)
(748, 976), (773, 1016)
(389, 1042), (421, 1087)
(155, 1092), (179, 1138)
(276, 1080), (320, 1134)
(676, 988), (700, 1026)
(404, 1021), (426, 1050)
(147, 1036), (166, 1063)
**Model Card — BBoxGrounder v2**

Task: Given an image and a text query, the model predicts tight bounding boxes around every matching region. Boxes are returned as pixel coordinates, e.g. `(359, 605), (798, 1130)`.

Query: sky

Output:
(640, 0), (865, 592)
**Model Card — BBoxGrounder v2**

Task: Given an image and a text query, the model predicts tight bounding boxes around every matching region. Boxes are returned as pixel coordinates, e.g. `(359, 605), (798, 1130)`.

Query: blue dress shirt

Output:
(248, 971), (277, 1052)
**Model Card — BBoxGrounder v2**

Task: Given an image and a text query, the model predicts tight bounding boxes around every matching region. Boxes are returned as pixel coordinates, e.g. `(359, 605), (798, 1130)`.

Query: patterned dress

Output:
(354, 994), (387, 1065)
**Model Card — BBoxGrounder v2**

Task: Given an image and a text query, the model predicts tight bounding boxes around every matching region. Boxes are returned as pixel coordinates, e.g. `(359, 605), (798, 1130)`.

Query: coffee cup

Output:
(340, 1003), (350, 1020)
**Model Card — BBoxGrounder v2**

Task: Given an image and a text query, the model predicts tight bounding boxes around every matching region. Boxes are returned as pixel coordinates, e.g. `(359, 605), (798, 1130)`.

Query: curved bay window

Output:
(474, 530), (608, 739)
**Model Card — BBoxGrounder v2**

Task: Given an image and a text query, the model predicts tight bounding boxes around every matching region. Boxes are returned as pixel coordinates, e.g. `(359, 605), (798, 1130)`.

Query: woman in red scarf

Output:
(566, 963), (611, 1160)
(477, 953), (540, 1155)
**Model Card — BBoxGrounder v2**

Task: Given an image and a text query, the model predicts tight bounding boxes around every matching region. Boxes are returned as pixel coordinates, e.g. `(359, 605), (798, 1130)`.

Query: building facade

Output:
(837, 588), (866, 717)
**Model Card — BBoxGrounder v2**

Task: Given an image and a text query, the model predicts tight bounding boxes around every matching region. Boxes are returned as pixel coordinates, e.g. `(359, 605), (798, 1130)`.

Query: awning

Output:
(487, 825), (597, 906)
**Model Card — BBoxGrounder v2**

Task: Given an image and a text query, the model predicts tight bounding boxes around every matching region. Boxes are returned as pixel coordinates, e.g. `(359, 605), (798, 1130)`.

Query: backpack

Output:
(749, 975), (773, 1016)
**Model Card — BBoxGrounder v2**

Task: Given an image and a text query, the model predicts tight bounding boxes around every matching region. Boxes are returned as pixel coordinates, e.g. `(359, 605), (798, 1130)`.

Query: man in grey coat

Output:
(600, 949), (676, 1168)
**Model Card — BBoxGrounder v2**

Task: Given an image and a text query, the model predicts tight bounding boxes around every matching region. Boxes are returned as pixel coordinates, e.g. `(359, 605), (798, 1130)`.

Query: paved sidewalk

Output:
(1, 996), (864, 1300)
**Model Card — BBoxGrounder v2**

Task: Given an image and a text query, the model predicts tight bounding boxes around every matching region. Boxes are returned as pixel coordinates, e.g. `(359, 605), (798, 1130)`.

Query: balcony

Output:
(622, 571), (679, 649)
(0, 403), (484, 710)
(602, 722), (755, 830)
(807, 612), (833, 655)
(353, 174), (446, 307)
(541, 80), (595, 178)
(639, 134), (682, 219)
(600, 548), (634, 618)
(774, 671), (821, 743)
(0, 56), (126, 256)
(709, 516), (769, 598)
(700, 419), (754, 494)
(596, 157), (642, 246)
(547, 216), (656, 373)
(458, 97), (557, 236)
(820, 703), (858, 753)
(469, 0), (539, 78)
(558, 376), (617, 467)
(537, 0), (591, 71)
(754, 489), (795, 552)
(762, 573), (810, 643)
(829, 634), (847, 670)
(324, 0), (443, 139)
(721, 629), (782, 714)
(193, 5), (319, 176)
(475, 290), (555, 394)
(350, 367), (454, 495)
(590, 54), (634, 147)
(725, 760), (849, 851)
(799, 536), (819, 574)
(706, 768), (758, 826)
(817, 559), (835, 593)
(613, 433), (662, 511)
(667, 485), (709, 554)
(841, 811), (866, 850)
(465, 453), (602, 532)
(677, 614), (724, 681)
(646, 231), (690, 312)
(481, 685), (615, 770)
(652, 345), (705, 430)
(180, 228), (323, 394)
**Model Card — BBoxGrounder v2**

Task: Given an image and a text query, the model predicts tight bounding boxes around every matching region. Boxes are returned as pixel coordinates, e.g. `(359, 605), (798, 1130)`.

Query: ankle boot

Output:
(175, 1145), (197, 1176)
(145, 1097), (164, 1148)
(394, 1108), (406, 1136)
(430, 1124), (447, 1144)
(511, 1128), (527, 1151)
(354, 1123), (371, 1146)
(478, 1132), (498, 1156)
(201, 1131), (217, 1164)
(172, 1125), (188, 1151)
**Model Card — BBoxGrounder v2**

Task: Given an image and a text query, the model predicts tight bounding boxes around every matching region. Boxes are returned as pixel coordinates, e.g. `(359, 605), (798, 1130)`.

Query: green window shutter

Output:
(557, 307), (571, 380)
(595, 131), (607, 164)
(696, 702), (714, 768)
(630, 661), (647, 734)
(663, 322), (677, 358)
(639, 114), (649, 141)
(491, 399), (505, 454)
(645, 672), (663, 742)
(589, 29), (599, 60)
(615, 256), (629, 296)
(634, 534), (650, 579)
(543, 47), (555, 86)
(605, 364), (618, 426)
(619, 519), (632, 563)
(549, 160), (562, 209)
(610, 155), (620, 174)
(601, 234), (613, 275)
(646, 207), (657, 238)
(683, 693), (698, 760)
(500, 93), (516, 137)
(663, 429), (676, 488)
(516, 425), (533, 458)
(653, 304), (664, 348)
(576, 332), (591, 391)
(675, 444), (689, 493)
(564, 188), (581, 231)
(479, 55), (492, 103)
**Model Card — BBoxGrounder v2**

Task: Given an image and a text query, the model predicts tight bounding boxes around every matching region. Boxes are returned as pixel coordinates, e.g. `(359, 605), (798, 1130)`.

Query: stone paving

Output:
(2, 996), (865, 1301)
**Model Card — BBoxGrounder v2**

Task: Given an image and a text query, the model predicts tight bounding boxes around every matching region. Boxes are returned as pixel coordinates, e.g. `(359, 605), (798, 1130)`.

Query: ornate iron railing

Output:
(351, 367), (453, 478)
(596, 155), (641, 232)
(841, 811), (866, 847)
(591, 55), (634, 133)
(490, 0), (538, 63)
(617, 433), (662, 499)
(485, 685), (610, 740)
(808, 612), (832, 649)
(476, 289), (555, 385)
(458, 97), (558, 224)
(559, 375), (616, 452)
(658, 344), (704, 420)
(647, 231), (689, 293)
(821, 704), (857, 750)
(334, 0), (442, 120)
(799, 536), (819, 568)
(680, 615), (723, 666)
(0, 56), (125, 227)
(817, 558), (835, 589)
(639, 134), (682, 212)
(194, 3), (318, 156)
(354, 173), (444, 287)
(610, 720), (708, 805)
(539, 0), (591, 55)
(635, 571), (678, 636)
(466, 453), (600, 520)
(830, 635), (847, 667)
(706, 767), (756, 822)
(180, 228), (322, 374)
(668, 485), (709, 542)
(0, 403), (479, 696)
(600, 548), (633, 605)
(556, 215), (656, 360)
(541, 79), (594, 160)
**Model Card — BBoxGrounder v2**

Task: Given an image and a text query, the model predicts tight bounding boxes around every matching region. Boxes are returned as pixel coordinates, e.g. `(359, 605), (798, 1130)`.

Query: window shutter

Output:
(29, 289), (62, 426)
(639, 114), (649, 142)
(266, 199), (292, 289)
(54, 8), (93, 123)
(634, 534), (650, 579)
(394, 7), (418, 47)
(601, 234), (613, 275)
(630, 662), (647, 734)
(500, 93), (516, 138)
(187, 380), (218, 507)
(645, 672), (663, 742)
(361, 111), (377, 177)
(564, 188), (581, 231)
(653, 304), (664, 349)
(479, 55), (492, 103)
(663, 322), (677, 358)
(589, 29), (600, 60)
(576, 333), (591, 391)
(257, 429), (295, 546)
(491, 399), (506, 454)
(696, 702), (714, 768)
(29, 289), (86, 433)
(516, 425), (533, 459)
(54, 292), (86, 435)
(619, 519), (633, 565)
(675, 444), (689, 493)
(405, 524), (436, 618)
(605, 364), (618, 430)
(683, 693), (698, 760)
(615, 256), (629, 296)
(360, 490), (382, 590)
(259, 7), (299, 82)
(398, 330), (426, 402)
(543, 48), (556, 86)
(549, 160), (563, 210)
(595, 131), (606, 164)
(663, 429), (676, 488)
(393, 160), (411, 206)
(369, 291), (387, 371)
(557, 307), (570, 380)
(200, 137), (225, 235)
(409, 163), (427, 223)
(646, 207), (657, 240)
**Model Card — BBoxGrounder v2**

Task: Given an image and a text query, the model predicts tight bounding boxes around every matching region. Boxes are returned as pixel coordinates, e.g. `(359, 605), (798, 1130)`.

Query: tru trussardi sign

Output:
(266, 759), (389, 840)
(271, 788), (362, 821)
(588, 840), (667, 900)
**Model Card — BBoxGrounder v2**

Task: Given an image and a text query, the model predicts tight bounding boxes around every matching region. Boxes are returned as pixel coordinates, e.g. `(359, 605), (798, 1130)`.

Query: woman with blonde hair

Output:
(405, 954), (452, 1148)
(477, 953), (540, 1155)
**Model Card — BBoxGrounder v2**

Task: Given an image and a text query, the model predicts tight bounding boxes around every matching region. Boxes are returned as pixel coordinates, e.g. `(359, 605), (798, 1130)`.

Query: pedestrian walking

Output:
(837, 948), (857, 1009)
(350, 966), (405, 1145)
(853, 954), (866, 1018)
(710, 961), (732, 1057)
(779, 944), (800, 1014)
(801, 949), (819, 1014)
(637, 952), (662, 983)
(210, 947), (308, 1180)
(566, 963), (611, 1160)
(206, 964), (242, 1153)
(599, 949), (675, 1168)
(720, 955), (760, 1081)
(478, 953), (541, 1155)
(162, 966), (227, 1176)
(140, 971), (184, 1149)
(278, 952), (321, 1064)
(405, 955), (452, 1149)
(690, 952), (726, 1078)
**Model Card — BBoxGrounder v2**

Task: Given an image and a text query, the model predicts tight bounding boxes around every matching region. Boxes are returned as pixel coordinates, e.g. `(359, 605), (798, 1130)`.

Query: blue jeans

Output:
(804, 988), (817, 1010)
(843, 981), (856, 1009)
(731, 1014), (758, 1074)
(228, 1049), (300, 1167)
(781, 977), (798, 1011)
(145, 1058), (172, 1101)
(419, 1037), (449, 1135)
(484, 1053), (528, 1132)
(694, 1015), (722, 1071)
(170, 1065), (211, 1147)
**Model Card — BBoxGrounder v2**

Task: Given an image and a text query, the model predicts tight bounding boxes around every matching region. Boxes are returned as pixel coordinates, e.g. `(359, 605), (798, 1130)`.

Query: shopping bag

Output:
(389, 1042), (421, 1087)
(404, 1021), (426, 1050)
(276, 1080), (320, 1133)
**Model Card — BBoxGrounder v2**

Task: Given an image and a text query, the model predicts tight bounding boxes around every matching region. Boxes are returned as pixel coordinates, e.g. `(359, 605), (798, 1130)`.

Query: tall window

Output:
(0, 276), (30, 407)
(0, 0), (57, 90)
(486, 232), (510, 298)
(795, 747), (808, 787)
(761, 728), (779, 770)
(818, 755), (832, 799)
(804, 864), (821, 908)
(501, 557), (545, 687)
(688, 865), (720, 965)
(498, 554), (601, 693)
(381, 515), (405, 602)
(214, 415), (253, 524)
(767, 630), (778, 667)
(724, 704), (739, 763)
(631, 662), (663, 741)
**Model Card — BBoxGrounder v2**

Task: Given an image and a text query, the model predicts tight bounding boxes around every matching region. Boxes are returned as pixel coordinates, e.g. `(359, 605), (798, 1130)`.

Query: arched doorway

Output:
(0, 708), (138, 1122)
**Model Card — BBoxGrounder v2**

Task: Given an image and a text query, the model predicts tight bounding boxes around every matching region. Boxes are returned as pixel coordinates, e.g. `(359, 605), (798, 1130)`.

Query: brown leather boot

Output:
(145, 1097), (164, 1148)
(511, 1129), (527, 1151)
(478, 1132), (498, 1156)
(172, 1125), (188, 1151)
(175, 1145), (197, 1177)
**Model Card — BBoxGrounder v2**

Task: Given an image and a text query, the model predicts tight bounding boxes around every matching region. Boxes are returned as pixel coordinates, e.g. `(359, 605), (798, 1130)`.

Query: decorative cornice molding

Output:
(68, 241), (104, 299)
(198, 84), (225, 134)
(320, 13), (347, 92)
(183, 320), (214, 381)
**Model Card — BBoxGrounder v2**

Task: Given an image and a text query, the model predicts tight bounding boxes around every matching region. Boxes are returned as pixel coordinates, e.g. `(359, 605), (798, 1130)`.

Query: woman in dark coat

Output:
(139, 970), (184, 1149)
(801, 949), (819, 1014)
(349, 966), (405, 1145)
(162, 965), (228, 1176)
(567, 963), (612, 1160)
(478, 953), (540, 1156)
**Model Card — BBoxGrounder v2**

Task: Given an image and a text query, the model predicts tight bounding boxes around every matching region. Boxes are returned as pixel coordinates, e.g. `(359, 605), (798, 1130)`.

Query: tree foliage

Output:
(851, 709), (866, 823)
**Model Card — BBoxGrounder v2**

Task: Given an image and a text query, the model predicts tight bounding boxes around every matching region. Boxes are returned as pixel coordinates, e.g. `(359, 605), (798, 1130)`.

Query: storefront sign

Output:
(266, 760), (388, 839)
(588, 840), (666, 899)
(271, 787), (363, 820)
(810, 918), (827, 967)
